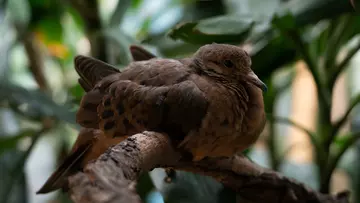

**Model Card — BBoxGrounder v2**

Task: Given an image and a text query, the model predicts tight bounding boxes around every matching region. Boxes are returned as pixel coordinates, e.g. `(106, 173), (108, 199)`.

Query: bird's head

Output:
(193, 43), (267, 93)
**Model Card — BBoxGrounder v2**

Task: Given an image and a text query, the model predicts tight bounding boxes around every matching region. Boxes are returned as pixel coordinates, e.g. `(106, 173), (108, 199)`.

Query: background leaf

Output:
(0, 82), (76, 125)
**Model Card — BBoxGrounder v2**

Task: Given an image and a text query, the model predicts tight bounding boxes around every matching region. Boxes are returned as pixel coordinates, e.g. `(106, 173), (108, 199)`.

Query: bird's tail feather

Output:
(36, 142), (93, 194)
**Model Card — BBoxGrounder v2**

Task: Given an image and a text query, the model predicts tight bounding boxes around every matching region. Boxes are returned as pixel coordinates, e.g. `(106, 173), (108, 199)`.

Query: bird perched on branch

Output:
(37, 43), (267, 194)
(76, 43), (267, 160)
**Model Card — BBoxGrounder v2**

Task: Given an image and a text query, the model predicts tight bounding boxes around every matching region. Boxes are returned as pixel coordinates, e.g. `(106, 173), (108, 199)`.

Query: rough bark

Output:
(68, 131), (350, 203)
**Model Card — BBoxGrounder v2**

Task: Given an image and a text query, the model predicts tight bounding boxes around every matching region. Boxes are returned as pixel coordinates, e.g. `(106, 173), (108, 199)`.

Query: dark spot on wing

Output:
(117, 103), (125, 115)
(104, 121), (115, 130)
(103, 98), (111, 106)
(221, 119), (229, 126)
(101, 110), (114, 119)
(82, 102), (98, 110)
(123, 119), (132, 129)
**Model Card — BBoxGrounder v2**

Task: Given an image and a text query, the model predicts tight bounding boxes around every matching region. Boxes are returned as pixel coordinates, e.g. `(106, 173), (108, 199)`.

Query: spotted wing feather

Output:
(79, 59), (209, 141)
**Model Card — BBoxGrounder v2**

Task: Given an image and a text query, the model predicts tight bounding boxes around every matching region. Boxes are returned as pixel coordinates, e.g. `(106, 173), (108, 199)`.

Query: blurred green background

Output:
(0, 0), (360, 202)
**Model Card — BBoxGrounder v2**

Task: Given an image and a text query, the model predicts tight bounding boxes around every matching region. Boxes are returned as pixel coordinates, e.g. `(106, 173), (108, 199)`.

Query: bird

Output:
(75, 43), (267, 161)
(37, 43), (267, 194)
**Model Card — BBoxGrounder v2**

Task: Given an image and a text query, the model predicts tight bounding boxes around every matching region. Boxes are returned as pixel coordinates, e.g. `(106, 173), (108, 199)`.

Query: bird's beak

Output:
(247, 71), (267, 92)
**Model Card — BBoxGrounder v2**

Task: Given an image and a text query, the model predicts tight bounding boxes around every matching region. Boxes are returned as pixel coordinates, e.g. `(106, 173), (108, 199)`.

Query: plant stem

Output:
(267, 105), (280, 170)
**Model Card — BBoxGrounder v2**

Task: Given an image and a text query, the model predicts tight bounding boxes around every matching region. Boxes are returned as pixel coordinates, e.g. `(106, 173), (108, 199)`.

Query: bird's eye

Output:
(223, 60), (234, 68)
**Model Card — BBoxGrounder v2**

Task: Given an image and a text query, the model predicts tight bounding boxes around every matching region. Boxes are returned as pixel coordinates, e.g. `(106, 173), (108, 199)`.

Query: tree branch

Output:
(22, 32), (49, 91)
(68, 132), (350, 203)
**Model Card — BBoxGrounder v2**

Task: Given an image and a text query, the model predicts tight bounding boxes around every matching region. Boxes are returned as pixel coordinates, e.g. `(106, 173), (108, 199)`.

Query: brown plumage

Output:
(76, 43), (267, 161)
(37, 43), (267, 194)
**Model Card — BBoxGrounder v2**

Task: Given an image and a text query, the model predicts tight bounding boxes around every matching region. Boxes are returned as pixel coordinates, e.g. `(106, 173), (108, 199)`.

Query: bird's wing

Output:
(77, 59), (209, 141)
(74, 55), (120, 91)
(129, 45), (157, 61)
(76, 44), (156, 92)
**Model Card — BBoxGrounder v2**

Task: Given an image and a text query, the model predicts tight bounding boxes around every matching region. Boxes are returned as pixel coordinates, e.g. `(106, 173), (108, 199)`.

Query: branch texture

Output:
(68, 132), (350, 203)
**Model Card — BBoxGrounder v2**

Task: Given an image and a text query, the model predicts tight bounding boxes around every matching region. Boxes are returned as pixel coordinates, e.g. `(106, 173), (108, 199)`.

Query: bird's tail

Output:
(36, 128), (126, 194)
(36, 140), (93, 194)
(36, 128), (99, 194)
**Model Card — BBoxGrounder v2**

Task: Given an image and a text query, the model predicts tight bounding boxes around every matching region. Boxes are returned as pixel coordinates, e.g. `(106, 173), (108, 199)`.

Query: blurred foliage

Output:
(0, 0), (360, 203)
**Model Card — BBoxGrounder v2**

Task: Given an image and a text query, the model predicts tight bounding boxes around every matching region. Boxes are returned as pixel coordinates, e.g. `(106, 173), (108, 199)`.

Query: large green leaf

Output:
(168, 15), (256, 44)
(169, 0), (353, 44)
(0, 82), (76, 125)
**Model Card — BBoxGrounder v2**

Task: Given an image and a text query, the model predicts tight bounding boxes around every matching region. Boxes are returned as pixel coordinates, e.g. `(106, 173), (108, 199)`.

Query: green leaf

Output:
(66, 6), (85, 31)
(69, 83), (85, 102)
(168, 15), (255, 44)
(0, 82), (76, 124)
(271, 12), (297, 32)
(150, 169), (235, 203)
(279, 0), (353, 25)
(35, 16), (63, 43)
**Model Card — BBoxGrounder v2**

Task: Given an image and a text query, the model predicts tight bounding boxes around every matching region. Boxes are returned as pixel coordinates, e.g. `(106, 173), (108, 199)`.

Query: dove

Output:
(37, 43), (267, 194)
(76, 43), (267, 161)
(37, 45), (157, 194)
